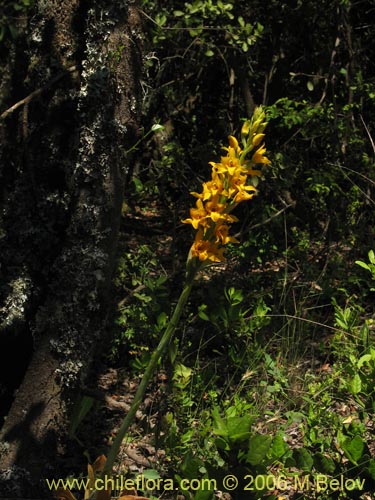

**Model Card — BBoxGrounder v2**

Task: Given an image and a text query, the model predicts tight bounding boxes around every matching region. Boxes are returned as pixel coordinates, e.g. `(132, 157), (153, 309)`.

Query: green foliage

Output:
(111, 244), (170, 367)
(148, 0), (264, 55)
(342, 347), (375, 411)
(197, 285), (270, 336)
(356, 250), (375, 290)
(0, 0), (33, 42)
(197, 286), (248, 333)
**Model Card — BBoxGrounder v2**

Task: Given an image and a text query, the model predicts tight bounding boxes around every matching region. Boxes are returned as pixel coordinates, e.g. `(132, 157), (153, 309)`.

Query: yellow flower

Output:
(182, 199), (207, 229)
(212, 156), (244, 177)
(191, 175), (224, 201)
(228, 174), (257, 200)
(242, 164), (262, 176)
(252, 133), (265, 147)
(241, 108), (268, 147)
(191, 234), (225, 262)
(241, 119), (251, 138)
(233, 189), (256, 203)
(215, 223), (239, 245)
(205, 195), (238, 224)
(252, 144), (271, 165)
(224, 135), (242, 157)
(204, 195), (225, 221)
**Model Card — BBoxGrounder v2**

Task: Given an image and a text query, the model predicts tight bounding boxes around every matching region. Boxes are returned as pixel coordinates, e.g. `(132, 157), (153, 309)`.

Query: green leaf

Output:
(142, 469), (161, 480)
(68, 396), (95, 438)
(342, 435), (364, 464)
(355, 260), (371, 271)
(131, 177), (144, 193)
(214, 436), (229, 451)
(226, 415), (252, 443)
(151, 123), (164, 132)
(193, 484), (215, 500)
(156, 13), (167, 26)
(180, 452), (204, 479)
(193, 490), (214, 500)
(198, 308), (210, 321)
(350, 373), (362, 395)
(169, 340), (178, 364)
(205, 49), (214, 57)
(357, 353), (372, 369)
(157, 312), (168, 328)
(270, 433), (288, 459)
(133, 292), (151, 302)
(314, 452), (336, 474)
(173, 10), (185, 17)
(173, 362), (192, 388)
(246, 433), (272, 465)
(368, 459), (375, 480)
(294, 448), (314, 472)
(212, 407), (227, 437)
(307, 81), (314, 91)
(181, 430), (194, 445)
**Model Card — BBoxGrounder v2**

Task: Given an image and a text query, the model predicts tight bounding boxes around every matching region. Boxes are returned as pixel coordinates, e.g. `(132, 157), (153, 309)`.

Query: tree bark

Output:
(0, 0), (142, 496)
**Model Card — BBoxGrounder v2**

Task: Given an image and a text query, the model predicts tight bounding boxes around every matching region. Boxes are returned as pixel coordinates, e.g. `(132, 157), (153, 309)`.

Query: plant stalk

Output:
(103, 274), (196, 476)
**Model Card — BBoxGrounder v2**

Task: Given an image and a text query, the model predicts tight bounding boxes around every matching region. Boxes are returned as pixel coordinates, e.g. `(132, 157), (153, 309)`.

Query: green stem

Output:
(103, 272), (196, 477)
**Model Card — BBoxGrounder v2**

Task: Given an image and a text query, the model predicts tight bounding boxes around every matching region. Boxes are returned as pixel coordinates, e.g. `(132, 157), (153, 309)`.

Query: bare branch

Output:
(0, 65), (77, 121)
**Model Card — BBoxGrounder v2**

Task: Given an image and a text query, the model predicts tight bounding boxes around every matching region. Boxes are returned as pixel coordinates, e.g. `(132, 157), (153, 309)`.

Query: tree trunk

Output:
(0, 0), (142, 496)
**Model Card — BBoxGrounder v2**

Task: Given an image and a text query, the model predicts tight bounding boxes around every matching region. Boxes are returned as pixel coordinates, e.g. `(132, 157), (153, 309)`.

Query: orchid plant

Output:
(54, 106), (270, 500)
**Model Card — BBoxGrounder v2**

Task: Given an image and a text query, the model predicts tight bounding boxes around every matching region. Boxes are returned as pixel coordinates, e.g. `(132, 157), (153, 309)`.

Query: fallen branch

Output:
(82, 388), (145, 421)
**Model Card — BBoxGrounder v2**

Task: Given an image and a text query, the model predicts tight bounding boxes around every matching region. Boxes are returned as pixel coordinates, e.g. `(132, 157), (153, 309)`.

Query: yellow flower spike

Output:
(190, 190), (203, 199)
(205, 194), (225, 215)
(183, 107), (269, 265)
(242, 107), (266, 138)
(226, 173), (256, 200)
(231, 177), (257, 195)
(251, 107), (266, 128)
(242, 162), (262, 176)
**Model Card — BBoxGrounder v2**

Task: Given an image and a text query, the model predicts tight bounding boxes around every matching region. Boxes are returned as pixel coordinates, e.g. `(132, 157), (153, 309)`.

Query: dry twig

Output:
(0, 65), (77, 121)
